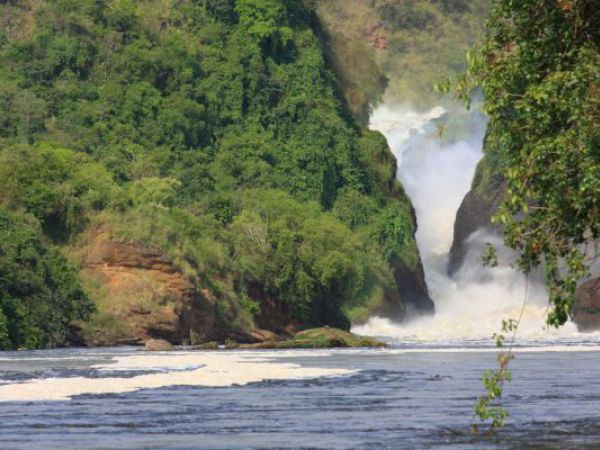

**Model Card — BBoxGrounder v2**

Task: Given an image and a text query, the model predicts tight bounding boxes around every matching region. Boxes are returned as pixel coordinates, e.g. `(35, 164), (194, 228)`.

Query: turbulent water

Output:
(357, 104), (599, 345)
(2, 106), (600, 449)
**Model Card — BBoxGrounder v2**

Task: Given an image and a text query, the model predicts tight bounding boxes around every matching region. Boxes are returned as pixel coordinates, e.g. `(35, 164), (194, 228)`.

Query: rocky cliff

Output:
(77, 227), (218, 346)
(449, 147), (600, 331)
(77, 225), (297, 346)
(447, 142), (505, 276)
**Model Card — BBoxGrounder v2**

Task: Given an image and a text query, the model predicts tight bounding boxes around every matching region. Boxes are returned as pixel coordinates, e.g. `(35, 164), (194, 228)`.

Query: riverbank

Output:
(204, 328), (386, 351)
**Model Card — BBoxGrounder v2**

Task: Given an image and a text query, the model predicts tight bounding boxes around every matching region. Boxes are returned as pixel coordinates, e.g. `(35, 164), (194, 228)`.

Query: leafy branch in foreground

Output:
(472, 318), (518, 434)
(442, 0), (600, 327)
(473, 276), (528, 434)
(440, 0), (598, 436)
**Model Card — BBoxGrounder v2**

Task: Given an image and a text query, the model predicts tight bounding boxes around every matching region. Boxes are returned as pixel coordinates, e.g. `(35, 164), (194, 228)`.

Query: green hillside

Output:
(0, 0), (429, 349)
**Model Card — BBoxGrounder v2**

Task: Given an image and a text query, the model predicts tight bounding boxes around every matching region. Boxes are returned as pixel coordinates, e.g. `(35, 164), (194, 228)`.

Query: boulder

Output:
(143, 339), (174, 351)
(573, 277), (600, 331)
(250, 328), (279, 342)
(235, 327), (386, 349)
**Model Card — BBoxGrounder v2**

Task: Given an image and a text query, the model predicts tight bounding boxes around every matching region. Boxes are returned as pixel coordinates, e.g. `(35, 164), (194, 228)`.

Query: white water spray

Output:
(354, 104), (596, 345)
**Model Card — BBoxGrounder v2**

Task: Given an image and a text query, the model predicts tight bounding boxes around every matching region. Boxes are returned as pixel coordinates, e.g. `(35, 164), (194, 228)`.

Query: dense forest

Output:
(0, 0), (432, 349)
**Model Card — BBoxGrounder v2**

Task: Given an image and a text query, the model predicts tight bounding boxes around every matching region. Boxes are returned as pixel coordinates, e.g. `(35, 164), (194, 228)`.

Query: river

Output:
(1, 345), (600, 449)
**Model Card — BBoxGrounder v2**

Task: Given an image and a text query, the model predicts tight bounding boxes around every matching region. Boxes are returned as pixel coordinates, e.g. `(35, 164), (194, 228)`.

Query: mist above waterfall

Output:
(354, 104), (591, 345)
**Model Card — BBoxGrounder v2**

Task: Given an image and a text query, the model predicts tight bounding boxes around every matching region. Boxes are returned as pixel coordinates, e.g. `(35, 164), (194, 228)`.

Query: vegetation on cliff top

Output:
(0, 0), (423, 348)
(316, 0), (489, 114)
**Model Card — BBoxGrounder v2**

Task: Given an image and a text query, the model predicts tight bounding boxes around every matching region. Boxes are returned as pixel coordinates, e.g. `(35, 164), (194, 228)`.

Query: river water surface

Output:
(1, 344), (600, 449)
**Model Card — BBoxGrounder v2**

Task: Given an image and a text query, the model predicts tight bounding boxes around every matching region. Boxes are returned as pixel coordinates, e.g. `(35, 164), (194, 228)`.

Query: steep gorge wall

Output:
(447, 142), (505, 276)
(449, 149), (600, 331)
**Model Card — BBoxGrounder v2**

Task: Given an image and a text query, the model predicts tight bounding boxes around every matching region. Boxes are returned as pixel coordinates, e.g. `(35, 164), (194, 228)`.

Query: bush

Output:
(0, 207), (93, 349)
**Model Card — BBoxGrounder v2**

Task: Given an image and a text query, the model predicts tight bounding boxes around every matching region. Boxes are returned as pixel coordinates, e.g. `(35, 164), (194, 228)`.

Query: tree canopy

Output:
(0, 0), (424, 346)
(0, 207), (92, 349)
(454, 0), (599, 326)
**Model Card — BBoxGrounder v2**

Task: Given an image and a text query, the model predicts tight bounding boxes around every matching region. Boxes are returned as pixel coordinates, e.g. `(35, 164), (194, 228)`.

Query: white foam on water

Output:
(384, 345), (600, 353)
(0, 351), (351, 402)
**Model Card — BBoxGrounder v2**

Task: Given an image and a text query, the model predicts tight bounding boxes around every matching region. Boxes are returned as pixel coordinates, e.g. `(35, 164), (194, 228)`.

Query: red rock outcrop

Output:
(81, 227), (217, 345)
(363, 23), (387, 50)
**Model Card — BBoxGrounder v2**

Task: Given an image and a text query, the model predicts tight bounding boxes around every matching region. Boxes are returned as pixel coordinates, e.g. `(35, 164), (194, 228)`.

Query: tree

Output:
(454, 0), (600, 326)
(0, 207), (93, 349)
(446, 0), (600, 433)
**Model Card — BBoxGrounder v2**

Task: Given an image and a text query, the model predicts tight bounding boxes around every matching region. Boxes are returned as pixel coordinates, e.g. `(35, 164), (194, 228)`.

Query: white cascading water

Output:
(353, 104), (597, 345)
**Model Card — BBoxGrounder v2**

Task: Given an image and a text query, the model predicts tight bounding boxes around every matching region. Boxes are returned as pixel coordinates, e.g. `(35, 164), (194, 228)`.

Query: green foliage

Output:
(236, 0), (293, 46)
(0, 207), (93, 350)
(373, 202), (418, 265)
(332, 189), (378, 230)
(473, 366), (511, 433)
(231, 189), (395, 328)
(452, 0), (600, 327)
(128, 177), (180, 208)
(482, 243), (498, 268)
(0, 0), (422, 342)
(0, 144), (119, 237)
(473, 315), (523, 434)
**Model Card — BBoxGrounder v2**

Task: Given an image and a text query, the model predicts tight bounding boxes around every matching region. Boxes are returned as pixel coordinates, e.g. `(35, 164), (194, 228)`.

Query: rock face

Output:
(389, 180), (434, 315)
(449, 147), (600, 331)
(81, 227), (217, 346)
(447, 156), (505, 276)
(392, 258), (434, 314)
(573, 278), (600, 331)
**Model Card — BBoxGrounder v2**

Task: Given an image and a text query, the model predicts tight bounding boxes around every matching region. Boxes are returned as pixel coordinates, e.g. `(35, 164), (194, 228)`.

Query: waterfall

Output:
(353, 104), (593, 345)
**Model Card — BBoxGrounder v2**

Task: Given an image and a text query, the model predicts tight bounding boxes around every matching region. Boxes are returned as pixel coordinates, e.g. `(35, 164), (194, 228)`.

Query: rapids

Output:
(354, 105), (598, 345)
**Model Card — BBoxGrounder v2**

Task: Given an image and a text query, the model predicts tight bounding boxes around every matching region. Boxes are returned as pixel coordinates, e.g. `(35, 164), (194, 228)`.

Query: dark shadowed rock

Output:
(573, 278), (600, 331)
(392, 258), (434, 314)
(447, 146), (505, 276)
